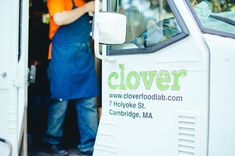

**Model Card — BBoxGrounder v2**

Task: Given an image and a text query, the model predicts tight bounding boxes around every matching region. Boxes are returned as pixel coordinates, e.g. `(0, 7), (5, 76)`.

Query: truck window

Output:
(107, 0), (187, 55)
(188, 0), (235, 36)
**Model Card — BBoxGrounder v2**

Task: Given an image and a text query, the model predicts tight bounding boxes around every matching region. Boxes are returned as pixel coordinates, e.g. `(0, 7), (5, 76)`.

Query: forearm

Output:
(53, 6), (87, 26)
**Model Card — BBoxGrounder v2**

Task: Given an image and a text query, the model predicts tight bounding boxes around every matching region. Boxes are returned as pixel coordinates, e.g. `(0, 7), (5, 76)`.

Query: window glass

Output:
(107, 0), (183, 52)
(189, 0), (235, 35)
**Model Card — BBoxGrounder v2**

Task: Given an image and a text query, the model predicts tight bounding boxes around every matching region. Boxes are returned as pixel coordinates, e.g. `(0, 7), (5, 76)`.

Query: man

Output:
(43, 0), (98, 156)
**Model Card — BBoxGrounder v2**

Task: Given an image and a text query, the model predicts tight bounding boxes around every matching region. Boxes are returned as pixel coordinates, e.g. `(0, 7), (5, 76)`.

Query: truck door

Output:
(0, 0), (28, 155)
(93, 0), (210, 156)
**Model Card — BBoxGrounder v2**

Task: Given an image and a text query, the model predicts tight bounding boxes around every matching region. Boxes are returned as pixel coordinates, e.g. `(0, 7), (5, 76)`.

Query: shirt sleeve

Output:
(47, 0), (65, 16)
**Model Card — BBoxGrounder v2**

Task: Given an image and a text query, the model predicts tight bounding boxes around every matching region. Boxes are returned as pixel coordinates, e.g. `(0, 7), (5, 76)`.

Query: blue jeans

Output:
(43, 97), (98, 152)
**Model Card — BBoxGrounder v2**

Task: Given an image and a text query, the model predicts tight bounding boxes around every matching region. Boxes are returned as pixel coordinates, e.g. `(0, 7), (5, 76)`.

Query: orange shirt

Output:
(47, 0), (86, 40)
(47, 0), (86, 59)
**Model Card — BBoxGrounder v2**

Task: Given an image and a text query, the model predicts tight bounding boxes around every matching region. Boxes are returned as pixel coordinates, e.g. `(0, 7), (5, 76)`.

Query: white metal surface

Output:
(94, 0), (235, 155)
(0, 0), (28, 155)
(94, 0), (211, 155)
(205, 34), (235, 156)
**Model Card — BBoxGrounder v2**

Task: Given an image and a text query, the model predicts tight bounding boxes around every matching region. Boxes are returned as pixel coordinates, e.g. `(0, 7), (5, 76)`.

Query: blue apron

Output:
(49, 3), (98, 100)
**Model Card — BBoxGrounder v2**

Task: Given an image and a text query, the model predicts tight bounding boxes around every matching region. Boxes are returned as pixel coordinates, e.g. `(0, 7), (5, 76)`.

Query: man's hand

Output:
(84, 1), (95, 13)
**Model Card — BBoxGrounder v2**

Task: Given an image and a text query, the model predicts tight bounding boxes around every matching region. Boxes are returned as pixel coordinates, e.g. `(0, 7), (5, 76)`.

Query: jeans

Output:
(43, 97), (98, 152)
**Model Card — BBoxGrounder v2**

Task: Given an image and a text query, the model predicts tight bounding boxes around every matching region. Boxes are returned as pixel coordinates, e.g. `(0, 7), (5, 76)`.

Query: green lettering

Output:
(140, 71), (156, 90)
(171, 70), (187, 90)
(119, 64), (126, 90)
(107, 64), (187, 91)
(156, 70), (171, 91)
(108, 72), (118, 90)
(126, 71), (140, 90)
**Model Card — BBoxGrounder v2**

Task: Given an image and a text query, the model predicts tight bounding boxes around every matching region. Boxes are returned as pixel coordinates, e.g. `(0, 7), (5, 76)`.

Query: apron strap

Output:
(72, 0), (76, 9)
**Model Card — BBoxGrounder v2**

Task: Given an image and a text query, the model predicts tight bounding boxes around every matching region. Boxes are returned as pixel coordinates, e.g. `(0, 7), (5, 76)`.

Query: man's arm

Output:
(53, 1), (95, 26)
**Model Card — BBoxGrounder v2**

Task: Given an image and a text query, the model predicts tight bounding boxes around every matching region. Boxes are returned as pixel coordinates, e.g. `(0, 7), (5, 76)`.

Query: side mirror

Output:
(94, 12), (126, 44)
(93, 11), (126, 61)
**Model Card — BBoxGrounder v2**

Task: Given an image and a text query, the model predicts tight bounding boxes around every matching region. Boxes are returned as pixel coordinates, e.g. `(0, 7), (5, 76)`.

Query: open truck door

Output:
(93, 0), (235, 156)
(0, 0), (28, 155)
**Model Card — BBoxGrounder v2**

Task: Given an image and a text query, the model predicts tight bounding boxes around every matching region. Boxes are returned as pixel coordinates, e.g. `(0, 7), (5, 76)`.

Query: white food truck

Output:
(0, 0), (235, 156)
